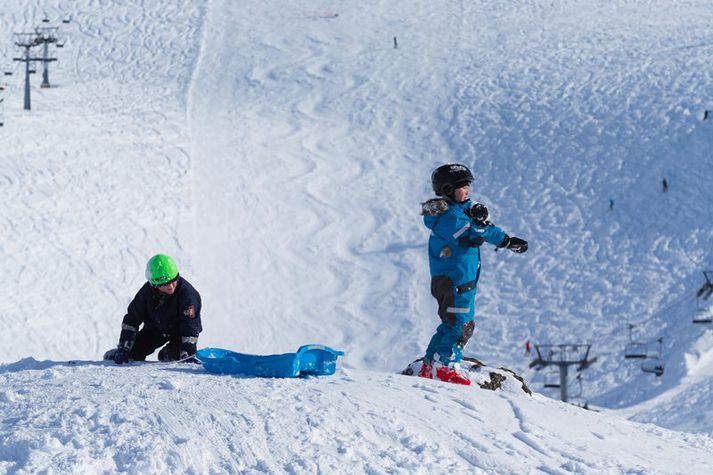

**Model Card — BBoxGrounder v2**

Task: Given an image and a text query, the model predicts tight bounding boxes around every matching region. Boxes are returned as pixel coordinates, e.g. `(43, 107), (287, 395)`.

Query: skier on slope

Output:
(419, 164), (528, 385)
(103, 254), (202, 364)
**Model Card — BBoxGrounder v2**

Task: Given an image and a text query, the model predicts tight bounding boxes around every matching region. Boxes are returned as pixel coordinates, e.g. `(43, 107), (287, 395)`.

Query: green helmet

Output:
(145, 254), (179, 286)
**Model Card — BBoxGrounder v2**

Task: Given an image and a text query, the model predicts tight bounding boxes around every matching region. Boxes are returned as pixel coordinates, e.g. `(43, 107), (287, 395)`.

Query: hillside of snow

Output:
(1, 0), (713, 472)
(2, 359), (712, 474)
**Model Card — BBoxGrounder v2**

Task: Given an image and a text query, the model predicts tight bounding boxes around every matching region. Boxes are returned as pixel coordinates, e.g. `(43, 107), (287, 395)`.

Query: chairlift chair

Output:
(693, 291), (713, 324)
(624, 324), (647, 358)
(641, 337), (664, 376)
(624, 342), (648, 359)
(543, 370), (560, 388)
(692, 307), (713, 324)
(641, 357), (664, 377)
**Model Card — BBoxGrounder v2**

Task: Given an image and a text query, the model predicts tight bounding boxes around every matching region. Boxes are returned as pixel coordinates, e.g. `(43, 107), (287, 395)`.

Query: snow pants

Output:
(129, 325), (182, 362)
(424, 276), (476, 365)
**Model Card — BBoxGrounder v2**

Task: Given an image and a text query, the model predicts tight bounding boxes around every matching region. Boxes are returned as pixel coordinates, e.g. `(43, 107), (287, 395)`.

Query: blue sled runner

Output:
(196, 344), (344, 378)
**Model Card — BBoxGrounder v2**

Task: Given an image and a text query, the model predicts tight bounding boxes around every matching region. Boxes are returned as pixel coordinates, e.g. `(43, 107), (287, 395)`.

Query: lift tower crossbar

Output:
(34, 26), (60, 88)
(530, 344), (597, 402)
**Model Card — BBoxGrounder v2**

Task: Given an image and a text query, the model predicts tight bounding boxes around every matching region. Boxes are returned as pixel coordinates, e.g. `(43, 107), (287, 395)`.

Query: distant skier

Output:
(662, 178), (668, 193)
(525, 340), (532, 355)
(104, 254), (202, 364)
(419, 164), (528, 385)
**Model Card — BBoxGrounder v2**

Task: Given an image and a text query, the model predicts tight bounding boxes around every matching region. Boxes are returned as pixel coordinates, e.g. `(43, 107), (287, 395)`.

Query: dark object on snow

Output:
(479, 372), (506, 391)
(662, 178), (668, 192)
(704, 110), (709, 121)
(393, 36), (398, 49)
(197, 344), (344, 377)
(609, 199), (614, 210)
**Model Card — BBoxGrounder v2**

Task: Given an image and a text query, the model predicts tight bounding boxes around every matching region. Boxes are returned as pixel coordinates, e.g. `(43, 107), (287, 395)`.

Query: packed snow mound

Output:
(2, 360), (713, 474)
(402, 357), (533, 396)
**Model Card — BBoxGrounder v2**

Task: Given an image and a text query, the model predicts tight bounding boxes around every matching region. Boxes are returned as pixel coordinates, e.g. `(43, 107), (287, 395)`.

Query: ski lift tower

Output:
(530, 344), (597, 403)
(34, 26), (62, 88)
(12, 32), (42, 110)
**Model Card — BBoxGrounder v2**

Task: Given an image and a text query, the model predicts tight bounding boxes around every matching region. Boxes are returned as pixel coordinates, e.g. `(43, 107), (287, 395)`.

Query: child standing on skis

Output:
(419, 164), (528, 385)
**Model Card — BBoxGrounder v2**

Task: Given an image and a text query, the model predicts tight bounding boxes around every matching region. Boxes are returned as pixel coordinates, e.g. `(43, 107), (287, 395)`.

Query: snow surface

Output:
(1, 0), (713, 472)
(2, 359), (713, 474)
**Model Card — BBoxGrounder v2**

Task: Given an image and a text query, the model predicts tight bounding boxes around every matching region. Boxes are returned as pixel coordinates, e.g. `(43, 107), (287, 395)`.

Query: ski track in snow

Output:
(1, 361), (712, 474)
(0, 0), (205, 362)
(187, 0), (713, 419)
(190, 0), (465, 363)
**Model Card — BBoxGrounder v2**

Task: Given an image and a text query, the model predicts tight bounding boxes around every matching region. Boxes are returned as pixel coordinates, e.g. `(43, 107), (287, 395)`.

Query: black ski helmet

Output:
(431, 163), (474, 197)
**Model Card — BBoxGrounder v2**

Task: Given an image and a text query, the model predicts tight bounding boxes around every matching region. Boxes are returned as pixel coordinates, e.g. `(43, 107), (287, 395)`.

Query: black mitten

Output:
(113, 347), (130, 364)
(180, 338), (198, 359)
(467, 202), (490, 226)
(498, 235), (528, 253)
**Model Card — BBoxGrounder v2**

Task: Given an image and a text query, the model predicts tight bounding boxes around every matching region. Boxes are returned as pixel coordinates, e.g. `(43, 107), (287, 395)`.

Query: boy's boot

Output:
(418, 360), (434, 379)
(436, 365), (471, 385)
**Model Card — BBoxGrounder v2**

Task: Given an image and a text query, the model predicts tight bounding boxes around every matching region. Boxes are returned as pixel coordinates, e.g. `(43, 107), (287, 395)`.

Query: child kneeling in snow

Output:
(420, 164), (527, 385)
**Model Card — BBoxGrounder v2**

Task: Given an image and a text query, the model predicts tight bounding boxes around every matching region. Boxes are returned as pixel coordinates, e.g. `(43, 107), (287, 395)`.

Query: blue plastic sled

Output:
(196, 344), (344, 378)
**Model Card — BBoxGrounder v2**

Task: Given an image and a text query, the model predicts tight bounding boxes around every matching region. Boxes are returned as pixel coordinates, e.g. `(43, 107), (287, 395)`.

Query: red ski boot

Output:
(418, 361), (434, 379)
(436, 365), (472, 385)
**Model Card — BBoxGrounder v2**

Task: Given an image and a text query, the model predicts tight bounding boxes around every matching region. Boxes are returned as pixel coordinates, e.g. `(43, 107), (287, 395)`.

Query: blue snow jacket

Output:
(423, 199), (506, 289)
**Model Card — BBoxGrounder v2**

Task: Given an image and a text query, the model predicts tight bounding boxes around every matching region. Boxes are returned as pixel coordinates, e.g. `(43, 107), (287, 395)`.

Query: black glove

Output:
(114, 347), (130, 364)
(467, 202), (490, 226)
(499, 235), (528, 253)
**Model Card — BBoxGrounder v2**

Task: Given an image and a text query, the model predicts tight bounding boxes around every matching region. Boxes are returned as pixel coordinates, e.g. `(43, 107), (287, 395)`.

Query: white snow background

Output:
(1, 0), (713, 473)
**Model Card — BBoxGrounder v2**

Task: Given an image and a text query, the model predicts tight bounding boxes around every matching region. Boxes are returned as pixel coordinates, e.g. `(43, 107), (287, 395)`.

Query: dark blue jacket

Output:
(119, 276), (202, 352)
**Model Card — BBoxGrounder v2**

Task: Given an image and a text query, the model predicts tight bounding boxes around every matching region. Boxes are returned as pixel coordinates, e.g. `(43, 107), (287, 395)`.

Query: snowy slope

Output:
(0, 0), (205, 360)
(188, 0), (713, 427)
(2, 0), (713, 472)
(1, 360), (712, 474)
